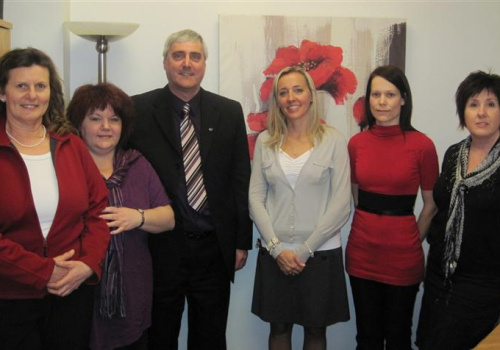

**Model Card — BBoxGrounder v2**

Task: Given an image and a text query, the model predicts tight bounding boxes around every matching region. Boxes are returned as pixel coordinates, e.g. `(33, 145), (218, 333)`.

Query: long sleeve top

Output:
(249, 127), (351, 263)
(346, 125), (439, 285)
(428, 139), (500, 283)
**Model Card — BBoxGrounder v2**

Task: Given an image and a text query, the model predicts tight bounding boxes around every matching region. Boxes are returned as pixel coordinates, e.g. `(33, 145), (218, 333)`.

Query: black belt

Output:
(357, 189), (416, 216)
(184, 230), (213, 240)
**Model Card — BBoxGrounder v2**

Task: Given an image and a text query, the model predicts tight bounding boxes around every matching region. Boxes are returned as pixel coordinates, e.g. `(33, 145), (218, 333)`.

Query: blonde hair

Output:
(265, 66), (325, 148)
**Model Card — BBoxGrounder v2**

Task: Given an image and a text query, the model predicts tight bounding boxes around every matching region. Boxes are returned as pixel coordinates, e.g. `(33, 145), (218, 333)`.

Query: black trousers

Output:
(349, 275), (419, 350)
(0, 284), (94, 350)
(148, 232), (230, 350)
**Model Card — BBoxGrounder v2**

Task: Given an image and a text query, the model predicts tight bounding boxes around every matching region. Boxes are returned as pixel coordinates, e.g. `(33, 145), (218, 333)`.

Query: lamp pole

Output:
(96, 35), (109, 83)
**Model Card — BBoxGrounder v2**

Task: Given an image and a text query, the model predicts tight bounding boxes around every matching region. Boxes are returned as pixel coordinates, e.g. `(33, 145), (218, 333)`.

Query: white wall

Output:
(5, 0), (69, 92)
(4, 1), (500, 349)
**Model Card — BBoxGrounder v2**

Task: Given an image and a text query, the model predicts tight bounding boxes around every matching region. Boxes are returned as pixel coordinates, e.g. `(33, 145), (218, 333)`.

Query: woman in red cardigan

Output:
(0, 48), (109, 349)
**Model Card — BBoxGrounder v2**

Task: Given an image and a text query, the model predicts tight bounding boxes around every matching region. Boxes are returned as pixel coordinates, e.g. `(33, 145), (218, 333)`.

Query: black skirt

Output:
(251, 247), (350, 327)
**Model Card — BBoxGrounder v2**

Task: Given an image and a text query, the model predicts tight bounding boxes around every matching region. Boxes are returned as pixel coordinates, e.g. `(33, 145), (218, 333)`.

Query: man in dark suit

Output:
(128, 29), (253, 349)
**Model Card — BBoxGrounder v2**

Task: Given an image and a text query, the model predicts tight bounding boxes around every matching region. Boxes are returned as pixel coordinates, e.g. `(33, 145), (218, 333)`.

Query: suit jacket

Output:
(129, 85), (252, 281)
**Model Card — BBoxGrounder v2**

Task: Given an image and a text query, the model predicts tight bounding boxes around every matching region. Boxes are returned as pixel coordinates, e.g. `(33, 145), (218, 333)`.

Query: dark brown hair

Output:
(67, 83), (135, 147)
(0, 47), (69, 134)
(364, 65), (415, 132)
(455, 70), (500, 128)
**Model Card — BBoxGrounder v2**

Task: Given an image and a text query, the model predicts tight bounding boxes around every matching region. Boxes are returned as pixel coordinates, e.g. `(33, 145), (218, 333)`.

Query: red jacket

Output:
(0, 118), (110, 299)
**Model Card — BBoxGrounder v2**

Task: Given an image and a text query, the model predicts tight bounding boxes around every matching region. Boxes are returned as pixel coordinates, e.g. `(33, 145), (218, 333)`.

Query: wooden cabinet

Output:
(0, 19), (12, 57)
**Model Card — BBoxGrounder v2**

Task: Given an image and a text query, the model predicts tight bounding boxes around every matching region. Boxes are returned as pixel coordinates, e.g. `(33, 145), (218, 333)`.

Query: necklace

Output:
(6, 125), (47, 148)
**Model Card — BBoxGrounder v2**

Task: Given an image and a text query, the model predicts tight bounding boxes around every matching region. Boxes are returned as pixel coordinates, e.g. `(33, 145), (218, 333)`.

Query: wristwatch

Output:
(137, 208), (145, 228)
(266, 237), (280, 252)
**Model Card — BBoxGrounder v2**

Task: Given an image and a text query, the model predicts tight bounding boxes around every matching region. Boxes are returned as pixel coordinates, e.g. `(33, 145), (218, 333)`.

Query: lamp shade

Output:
(65, 21), (139, 83)
(64, 21), (139, 42)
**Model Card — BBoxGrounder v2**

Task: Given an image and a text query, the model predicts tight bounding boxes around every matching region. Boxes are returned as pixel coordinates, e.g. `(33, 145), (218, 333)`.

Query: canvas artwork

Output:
(219, 15), (406, 158)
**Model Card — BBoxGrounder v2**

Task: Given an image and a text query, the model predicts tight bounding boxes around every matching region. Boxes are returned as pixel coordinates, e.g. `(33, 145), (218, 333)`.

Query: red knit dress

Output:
(346, 125), (439, 286)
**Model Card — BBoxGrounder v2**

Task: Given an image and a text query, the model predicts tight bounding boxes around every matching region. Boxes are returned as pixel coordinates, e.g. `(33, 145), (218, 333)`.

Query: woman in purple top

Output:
(67, 83), (175, 350)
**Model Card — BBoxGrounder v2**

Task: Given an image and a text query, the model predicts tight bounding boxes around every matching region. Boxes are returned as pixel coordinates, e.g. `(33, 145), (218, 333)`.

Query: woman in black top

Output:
(417, 70), (500, 349)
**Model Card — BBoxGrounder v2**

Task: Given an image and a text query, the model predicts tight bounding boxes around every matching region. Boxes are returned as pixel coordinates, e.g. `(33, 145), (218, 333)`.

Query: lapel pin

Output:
(208, 128), (214, 131)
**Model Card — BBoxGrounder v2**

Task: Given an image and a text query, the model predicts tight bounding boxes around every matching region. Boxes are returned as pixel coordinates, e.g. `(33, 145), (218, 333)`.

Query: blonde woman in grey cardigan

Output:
(249, 66), (351, 350)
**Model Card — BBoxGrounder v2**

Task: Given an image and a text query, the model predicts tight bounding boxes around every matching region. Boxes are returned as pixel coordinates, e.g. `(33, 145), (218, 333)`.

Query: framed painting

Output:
(219, 15), (406, 157)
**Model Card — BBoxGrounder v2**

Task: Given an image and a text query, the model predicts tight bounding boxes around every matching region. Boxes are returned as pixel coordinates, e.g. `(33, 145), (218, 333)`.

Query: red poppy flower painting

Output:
(246, 40), (359, 158)
(319, 66), (358, 105)
(219, 15), (407, 159)
(247, 111), (268, 133)
(353, 96), (366, 125)
(260, 40), (347, 102)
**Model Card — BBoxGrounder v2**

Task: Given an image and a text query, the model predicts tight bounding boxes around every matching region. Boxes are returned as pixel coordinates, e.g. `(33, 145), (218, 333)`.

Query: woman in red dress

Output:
(346, 65), (439, 350)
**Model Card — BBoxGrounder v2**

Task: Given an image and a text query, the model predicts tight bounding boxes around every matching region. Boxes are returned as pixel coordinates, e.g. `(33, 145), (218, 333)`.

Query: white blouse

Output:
(279, 148), (312, 189)
(21, 152), (59, 238)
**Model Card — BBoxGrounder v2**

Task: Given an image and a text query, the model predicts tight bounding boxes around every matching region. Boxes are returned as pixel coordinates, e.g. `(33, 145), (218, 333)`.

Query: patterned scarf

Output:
(443, 136), (500, 280)
(99, 148), (141, 319)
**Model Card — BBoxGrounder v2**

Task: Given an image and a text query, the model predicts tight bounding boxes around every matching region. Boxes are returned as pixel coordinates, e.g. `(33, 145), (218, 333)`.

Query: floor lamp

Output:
(65, 21), (139, 83)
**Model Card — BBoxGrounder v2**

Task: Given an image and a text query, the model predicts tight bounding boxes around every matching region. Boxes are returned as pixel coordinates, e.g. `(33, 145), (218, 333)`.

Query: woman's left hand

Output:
(100, 206), (142, 235)
(46, 260), (93, 297)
